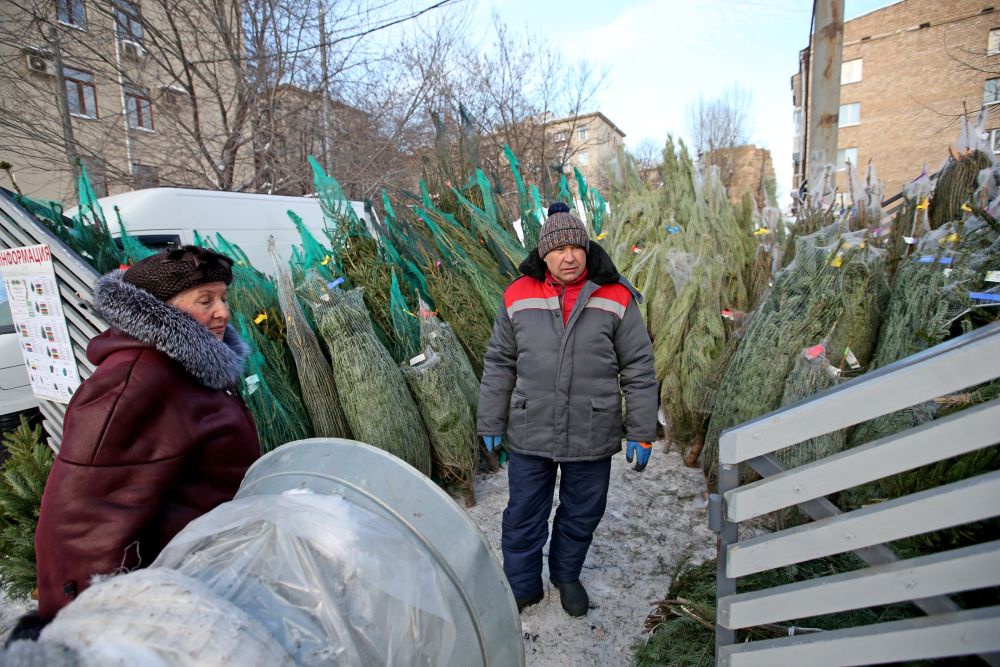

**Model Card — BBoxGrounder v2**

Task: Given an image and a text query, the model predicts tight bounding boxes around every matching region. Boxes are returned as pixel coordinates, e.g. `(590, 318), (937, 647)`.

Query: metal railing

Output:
(0, 190), (107, 450)
(710, 320), (1000, 666)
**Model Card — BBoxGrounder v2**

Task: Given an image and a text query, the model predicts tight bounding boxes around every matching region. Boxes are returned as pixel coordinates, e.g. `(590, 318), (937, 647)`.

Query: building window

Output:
(836, 147), (858, 171)
(839, 102), (860, 127)
(985, 78), (1000, 105)
(554, 131), (567, 142)
(125, 87), (154, 130)
(989, 28), (1000, 55)
(63, 67), (97, 118)
(56, 0), (87, 28)
(114, 0), (143, 44)
(132, 163), (159, 189)
(841, 58), (862, 84)
(989, 128), (1000, 154)
(577, 127), (588, 142)
(577, 150), (589, 166)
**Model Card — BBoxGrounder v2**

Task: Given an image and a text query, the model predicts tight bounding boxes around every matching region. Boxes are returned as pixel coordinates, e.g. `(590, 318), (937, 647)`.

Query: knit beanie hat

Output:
(122, 245), (233, 302)
(537, 202), (589, 258)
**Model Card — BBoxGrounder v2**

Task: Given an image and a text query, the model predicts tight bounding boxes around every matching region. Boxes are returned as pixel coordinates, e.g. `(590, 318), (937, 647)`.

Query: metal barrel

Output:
(236, 438), (524, 667)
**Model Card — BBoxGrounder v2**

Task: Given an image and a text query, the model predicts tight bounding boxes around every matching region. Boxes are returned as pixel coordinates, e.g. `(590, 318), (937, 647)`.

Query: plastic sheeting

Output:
(151, 492), (458, 666)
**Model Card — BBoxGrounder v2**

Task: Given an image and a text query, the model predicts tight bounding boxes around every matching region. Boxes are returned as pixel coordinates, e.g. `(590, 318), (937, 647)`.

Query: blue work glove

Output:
(482, 435), (502, 452)
(625, 440), (652, 472)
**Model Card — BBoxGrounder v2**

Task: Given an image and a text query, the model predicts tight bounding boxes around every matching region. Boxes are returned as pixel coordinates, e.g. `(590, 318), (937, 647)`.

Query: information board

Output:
(0, 244), (81, 403)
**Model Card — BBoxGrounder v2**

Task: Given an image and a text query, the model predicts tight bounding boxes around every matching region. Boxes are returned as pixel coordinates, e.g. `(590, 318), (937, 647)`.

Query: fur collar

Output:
(93, 270), (250, 389)
(519, 242), (642, 301)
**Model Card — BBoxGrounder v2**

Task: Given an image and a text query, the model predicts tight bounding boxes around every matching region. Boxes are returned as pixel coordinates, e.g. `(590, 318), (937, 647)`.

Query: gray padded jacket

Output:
(477, 244), (657, 461)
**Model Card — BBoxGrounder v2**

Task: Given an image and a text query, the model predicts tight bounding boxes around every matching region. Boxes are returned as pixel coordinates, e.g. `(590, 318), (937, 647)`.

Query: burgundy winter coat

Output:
(35, 271), (259, 620)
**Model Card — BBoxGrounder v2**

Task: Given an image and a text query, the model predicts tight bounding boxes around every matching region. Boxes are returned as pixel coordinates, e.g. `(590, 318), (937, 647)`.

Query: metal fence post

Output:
(714, 462), (740, 662)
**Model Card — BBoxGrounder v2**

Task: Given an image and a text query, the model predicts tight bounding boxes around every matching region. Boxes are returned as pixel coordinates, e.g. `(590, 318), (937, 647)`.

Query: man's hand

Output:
(625, 440), (652, 472)
(482, 435), (502, 452)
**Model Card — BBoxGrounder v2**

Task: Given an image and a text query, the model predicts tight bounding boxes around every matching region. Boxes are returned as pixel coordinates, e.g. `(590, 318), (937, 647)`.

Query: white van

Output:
(66, 188), (372, 273)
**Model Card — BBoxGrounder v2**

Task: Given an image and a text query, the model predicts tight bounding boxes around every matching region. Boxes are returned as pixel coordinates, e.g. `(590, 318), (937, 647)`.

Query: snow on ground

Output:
(464, 439), (716, 666)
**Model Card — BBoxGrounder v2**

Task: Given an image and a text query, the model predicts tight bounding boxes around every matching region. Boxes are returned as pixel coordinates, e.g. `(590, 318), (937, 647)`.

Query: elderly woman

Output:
(33, 246), (260, 621)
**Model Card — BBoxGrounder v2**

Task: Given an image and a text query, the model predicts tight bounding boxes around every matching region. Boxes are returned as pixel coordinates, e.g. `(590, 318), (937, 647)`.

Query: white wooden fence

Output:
(710, 320), (1000, 666)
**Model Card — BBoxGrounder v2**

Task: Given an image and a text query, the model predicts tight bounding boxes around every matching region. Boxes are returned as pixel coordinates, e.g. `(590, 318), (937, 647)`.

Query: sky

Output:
(466, 0), (897, 206)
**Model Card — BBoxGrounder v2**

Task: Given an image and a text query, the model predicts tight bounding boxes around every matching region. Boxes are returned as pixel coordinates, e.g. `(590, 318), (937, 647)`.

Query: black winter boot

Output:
(515, 591), (543, 612)
(552, 580), (589, 617)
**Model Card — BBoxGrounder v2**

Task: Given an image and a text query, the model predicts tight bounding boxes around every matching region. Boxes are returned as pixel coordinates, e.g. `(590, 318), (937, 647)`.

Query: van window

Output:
(0, 283), (14, 335)
(113, 234), (181, 252)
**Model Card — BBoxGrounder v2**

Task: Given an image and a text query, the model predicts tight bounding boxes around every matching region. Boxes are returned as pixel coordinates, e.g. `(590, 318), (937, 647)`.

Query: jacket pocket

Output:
(589, 393), (622, 448)
(507, 392), (529, 447)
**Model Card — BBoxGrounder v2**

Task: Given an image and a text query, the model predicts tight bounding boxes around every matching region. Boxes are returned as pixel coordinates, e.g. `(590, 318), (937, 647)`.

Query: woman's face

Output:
(168, 281), (230, 340)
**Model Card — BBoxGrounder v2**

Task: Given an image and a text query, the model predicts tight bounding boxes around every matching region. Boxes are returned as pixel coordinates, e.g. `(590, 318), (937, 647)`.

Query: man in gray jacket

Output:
(478, 202), (657, 617)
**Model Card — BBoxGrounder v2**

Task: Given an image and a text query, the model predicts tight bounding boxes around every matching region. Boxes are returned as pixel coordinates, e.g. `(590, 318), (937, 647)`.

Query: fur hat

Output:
(537, 202), (589, 258)
(122, 246), (233, 302)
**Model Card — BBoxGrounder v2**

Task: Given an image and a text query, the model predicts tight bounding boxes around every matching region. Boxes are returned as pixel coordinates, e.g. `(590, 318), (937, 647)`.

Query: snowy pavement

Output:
(464, 440), (717, 666)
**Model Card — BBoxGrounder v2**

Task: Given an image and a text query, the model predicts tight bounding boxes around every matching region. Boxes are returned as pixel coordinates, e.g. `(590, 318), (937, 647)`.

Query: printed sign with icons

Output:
(0, 244), (81, 403)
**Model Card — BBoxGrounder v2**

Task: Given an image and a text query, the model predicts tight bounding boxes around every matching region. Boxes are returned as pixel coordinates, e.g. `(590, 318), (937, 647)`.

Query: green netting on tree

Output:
(503, 145), (542, 249)
(390, 270), (421, 362)
(309, 155), (368, 256)
(299, 278), (431, 475)
(423, 263), (493, 378)
(401, 303), (480, 506)
(573, 167), (607, 236)
(233, 312), (312, 454)
(703, 223), (888, 482)
(450, 170), (526, 273)
(338, 234), (399, 359)
(212, 234), (313, 452)
(267, 238), (351, 440)
(413, 205), (502, 322)
(112, 207), (157, 265)
(28, 165), (124, 274)
(381, 191), (433, 302)
(288, 210), (340, 283)
(555, 173), (573, 209)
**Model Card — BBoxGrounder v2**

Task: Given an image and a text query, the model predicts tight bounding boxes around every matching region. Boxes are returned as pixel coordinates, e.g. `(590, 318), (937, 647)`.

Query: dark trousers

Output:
(501, 451), (613, 599)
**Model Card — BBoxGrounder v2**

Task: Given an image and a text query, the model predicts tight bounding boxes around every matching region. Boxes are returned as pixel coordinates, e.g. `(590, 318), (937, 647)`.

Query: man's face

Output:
(544, 245), (587, 285)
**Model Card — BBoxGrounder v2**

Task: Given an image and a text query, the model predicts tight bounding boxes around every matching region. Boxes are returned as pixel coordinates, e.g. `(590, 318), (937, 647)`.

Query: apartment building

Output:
(545, 111), (626, 193)
(791, 0), (1000, 201)
(0, 0), (252, 204)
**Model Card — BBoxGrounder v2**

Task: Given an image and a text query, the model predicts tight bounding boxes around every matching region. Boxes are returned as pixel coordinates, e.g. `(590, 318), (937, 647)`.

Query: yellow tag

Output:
(946, 233), (959, 243)
(961, 202), (972, 212)
(830, 254), (844, 268)
(859, 241), (866, 248)
(321, 255), (331, 266)
(753, 228), (770, 236)
(916, 197), (929, 210)
(595, 231), (608, 240)
(254, 312), (267, 325)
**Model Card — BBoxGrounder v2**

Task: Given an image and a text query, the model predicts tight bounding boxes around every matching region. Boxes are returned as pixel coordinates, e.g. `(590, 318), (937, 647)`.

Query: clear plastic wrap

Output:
(151, 492), (458, 666)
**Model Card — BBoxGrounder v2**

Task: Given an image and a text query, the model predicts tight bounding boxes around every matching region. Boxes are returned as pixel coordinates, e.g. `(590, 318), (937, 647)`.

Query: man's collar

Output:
(545, 267), (589, 288)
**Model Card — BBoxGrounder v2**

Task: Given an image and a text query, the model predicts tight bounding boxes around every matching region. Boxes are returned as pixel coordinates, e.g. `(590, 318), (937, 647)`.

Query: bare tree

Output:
(0, 0), (462, 200)
(687, 84), (753, 156)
